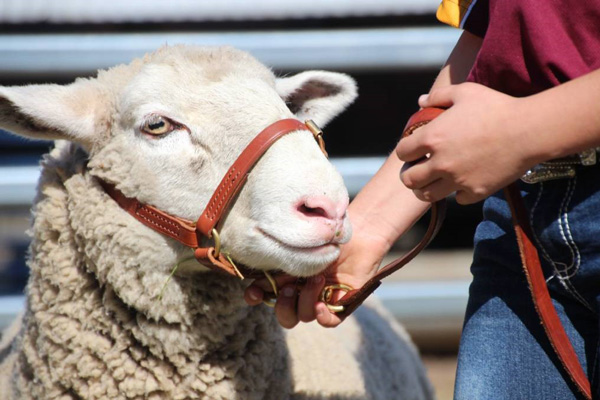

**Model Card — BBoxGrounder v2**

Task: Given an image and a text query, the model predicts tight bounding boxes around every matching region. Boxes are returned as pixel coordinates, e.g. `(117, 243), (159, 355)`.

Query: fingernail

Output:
(418, 94), (429, 104)
(316, 306), (325, 317)
(283, 286), (295, 297)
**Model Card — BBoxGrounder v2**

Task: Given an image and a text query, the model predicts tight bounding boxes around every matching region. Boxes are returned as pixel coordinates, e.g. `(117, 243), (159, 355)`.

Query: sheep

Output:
(0, 45), (433, 400)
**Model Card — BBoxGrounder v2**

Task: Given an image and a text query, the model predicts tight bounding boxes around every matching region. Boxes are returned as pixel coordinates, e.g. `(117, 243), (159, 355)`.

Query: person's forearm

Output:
(348, 154), (429, 252)
(348, 30), (483, 251)
(519, 68), (600, 163)
(431, 30), (483, 91)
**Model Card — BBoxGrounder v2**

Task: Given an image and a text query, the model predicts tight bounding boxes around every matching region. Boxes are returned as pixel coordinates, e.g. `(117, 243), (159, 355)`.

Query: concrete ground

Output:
(423, 355), (458, 400)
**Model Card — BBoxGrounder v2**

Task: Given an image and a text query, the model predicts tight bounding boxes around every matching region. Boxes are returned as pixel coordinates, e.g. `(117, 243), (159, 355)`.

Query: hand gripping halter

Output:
(100, 118), (327, 284)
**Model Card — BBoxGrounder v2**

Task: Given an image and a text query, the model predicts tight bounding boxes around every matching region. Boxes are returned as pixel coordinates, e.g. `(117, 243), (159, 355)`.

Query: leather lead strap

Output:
(332, 107), (447, 318)
(504, 183), (592, 399)
(334, 199), (446, 318)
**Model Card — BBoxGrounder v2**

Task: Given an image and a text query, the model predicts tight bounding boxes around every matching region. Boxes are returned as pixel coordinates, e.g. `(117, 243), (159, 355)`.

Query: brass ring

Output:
(211, 228), (221, 258)
(319, 283), (353, 313)
(262, 271), (279, 307)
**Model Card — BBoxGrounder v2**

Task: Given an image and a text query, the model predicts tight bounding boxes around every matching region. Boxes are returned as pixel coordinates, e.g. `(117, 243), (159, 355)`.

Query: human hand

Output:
(244, 229), (387, 329)
(397, 83), (541, 204)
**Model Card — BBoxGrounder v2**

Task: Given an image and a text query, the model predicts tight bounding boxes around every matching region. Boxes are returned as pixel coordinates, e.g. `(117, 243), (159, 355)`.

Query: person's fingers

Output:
(418, 86), (458, 109)
(297, 275), (325, 322)
(412, 178), (457, 203)
(244, 285), (264, 306)
(250, 279), (275, 292)
(315, 303), (343, 328)
(399, 159), (438, 190)
(396, 130), (430, 163)
(455, 189), (484, 205)
(274, 284), (299, 329)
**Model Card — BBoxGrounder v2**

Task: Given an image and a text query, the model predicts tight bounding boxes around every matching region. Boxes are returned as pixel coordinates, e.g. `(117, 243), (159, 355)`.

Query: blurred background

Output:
(0, 1), (482, 397)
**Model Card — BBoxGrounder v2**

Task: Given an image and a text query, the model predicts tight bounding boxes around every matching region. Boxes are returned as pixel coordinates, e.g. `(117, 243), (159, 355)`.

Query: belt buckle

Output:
(521, 148), (597, 184)
(521, 165), (576, 184)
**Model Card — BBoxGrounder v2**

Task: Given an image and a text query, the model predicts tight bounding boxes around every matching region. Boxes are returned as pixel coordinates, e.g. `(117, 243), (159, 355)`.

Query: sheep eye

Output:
(142, 116), (174, 136)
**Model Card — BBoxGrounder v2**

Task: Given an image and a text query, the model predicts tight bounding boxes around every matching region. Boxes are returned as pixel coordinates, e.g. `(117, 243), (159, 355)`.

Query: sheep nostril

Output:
(295, 196), (346, 222)
(297, 204), (329, 219)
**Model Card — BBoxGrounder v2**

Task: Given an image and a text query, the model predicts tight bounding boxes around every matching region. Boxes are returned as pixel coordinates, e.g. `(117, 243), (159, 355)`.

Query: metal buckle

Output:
(579, 148), (597, 166)
(521, 148), (598, 184)
(305, 119), (328, 157)
(521, 164), (577, 184)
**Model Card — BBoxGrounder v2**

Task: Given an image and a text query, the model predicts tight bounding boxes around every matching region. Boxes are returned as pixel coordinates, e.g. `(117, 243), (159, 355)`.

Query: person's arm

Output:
(245, 31), (484, 328)
(397, 63), (600, 205)
(343, 30), (485, 253)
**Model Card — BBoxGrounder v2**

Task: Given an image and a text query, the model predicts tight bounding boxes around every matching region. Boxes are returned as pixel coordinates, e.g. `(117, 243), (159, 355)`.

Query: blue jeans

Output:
(454, 165), (600, 399)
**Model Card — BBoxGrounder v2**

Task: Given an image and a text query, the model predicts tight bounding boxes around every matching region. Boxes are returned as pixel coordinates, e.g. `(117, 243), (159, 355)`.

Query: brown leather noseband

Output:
(100, 118), (326, 279)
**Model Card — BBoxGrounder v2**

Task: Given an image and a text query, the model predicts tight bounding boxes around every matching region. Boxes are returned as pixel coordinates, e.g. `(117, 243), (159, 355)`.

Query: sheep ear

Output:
(276, 71), (357, 127)
(0, 80), (107, 147)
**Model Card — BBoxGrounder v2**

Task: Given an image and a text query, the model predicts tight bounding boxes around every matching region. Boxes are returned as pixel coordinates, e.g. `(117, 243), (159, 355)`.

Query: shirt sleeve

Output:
(436, 0), (488, 38)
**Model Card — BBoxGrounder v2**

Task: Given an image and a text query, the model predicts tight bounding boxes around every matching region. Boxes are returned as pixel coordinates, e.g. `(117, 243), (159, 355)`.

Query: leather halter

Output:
(100, 118), (327, 279)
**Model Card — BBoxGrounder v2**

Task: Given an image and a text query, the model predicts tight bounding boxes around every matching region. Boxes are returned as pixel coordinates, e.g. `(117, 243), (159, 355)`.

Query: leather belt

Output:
(521, 148), (599, 184)
(390, 107), (592, 400)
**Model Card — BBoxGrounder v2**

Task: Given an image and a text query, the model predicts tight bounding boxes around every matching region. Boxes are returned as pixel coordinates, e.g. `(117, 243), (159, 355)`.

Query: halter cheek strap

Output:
(196, 119), (311, 237)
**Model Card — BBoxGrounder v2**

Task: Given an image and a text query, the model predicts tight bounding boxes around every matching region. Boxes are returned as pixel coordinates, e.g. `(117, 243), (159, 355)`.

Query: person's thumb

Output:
(418, 85), (458, 109)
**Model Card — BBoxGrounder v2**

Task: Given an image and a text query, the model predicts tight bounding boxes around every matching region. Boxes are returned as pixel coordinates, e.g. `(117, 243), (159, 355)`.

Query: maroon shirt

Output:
(463, 0), (600, 97)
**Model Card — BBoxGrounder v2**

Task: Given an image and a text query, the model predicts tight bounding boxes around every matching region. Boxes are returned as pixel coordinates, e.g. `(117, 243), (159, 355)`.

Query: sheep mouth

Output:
(256, 227), (338, 255)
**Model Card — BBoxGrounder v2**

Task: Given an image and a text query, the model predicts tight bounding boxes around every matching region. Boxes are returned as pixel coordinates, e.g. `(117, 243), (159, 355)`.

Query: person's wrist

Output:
(342, 225), (393, 279)
(347, 211), (395, 254)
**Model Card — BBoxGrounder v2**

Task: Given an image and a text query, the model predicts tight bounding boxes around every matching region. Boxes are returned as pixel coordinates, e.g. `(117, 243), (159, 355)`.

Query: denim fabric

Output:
(454, 164), (600, 400)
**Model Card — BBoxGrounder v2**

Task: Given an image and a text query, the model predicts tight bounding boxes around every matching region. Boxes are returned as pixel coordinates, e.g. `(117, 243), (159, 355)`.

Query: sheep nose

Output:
(295, 195), (348, 224)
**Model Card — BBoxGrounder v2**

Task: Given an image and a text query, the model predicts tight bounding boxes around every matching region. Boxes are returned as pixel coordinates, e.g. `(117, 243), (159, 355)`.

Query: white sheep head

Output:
(0, 45), (358, 277)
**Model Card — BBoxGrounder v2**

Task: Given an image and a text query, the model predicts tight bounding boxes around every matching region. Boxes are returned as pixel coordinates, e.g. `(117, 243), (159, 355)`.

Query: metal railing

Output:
(0, 0), (439, 23)
(0, 27), (459, 78)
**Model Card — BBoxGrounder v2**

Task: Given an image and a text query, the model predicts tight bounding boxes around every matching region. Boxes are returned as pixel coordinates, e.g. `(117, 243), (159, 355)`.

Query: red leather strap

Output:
(331, 107), (447, 318)
(334, 199), (446, 318)
(99, 180), (199, 248)
(504, 183), (591, 399)
(196, 119), (310, 237)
